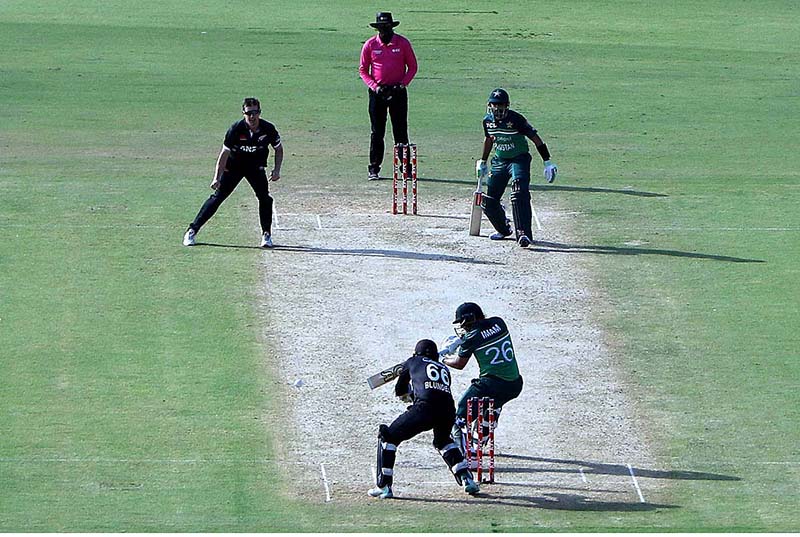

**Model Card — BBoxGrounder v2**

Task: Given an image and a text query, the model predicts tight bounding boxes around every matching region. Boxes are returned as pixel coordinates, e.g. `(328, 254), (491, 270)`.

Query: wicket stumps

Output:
(392, 143), (418, 215)
(466, 396), (495, 483)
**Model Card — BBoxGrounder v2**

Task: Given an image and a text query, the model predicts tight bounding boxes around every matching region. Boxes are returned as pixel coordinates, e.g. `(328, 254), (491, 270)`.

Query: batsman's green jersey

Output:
(482, 110), (538, 159)
(457, 316), (521, 381)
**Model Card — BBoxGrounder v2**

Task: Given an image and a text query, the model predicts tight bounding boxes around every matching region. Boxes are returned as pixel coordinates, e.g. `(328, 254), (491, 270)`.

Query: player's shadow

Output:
(199, 242), (503, 265)
(404, 179), (668, 198)
(531, 240), (764, 263)
(414, 177), (476, 185)
(271, 245), (503, 265)
(192, 242), (500, 265)
(394, 493), (676, 512)
(194, 242), (263, 250)
(497, 454), (741, 482)
(531, 184), (667, 197)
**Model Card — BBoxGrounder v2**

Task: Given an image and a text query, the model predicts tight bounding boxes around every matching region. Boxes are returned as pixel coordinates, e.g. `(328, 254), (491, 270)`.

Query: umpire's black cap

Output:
(370, 12), (400, 27)
(414, 339), (439, 359)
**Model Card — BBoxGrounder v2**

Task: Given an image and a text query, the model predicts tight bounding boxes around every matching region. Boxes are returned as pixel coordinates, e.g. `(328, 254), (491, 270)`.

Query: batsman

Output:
(476, 88), (558, 247)
(440, 303), (524, 454)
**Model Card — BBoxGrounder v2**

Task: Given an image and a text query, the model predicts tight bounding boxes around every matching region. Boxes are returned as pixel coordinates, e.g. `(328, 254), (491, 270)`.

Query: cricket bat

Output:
(468, 172), (484, 236)
(367, 362), (405, 390)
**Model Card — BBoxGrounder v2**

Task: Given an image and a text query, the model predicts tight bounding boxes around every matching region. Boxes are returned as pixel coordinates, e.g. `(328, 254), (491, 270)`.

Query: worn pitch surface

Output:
(259, 191), (655, 506)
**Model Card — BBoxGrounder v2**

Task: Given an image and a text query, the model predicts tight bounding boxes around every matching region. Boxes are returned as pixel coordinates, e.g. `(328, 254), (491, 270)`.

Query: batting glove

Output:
(438, 335), (464, 356)
(544, 160), (558, 183)
(476, 159), (489, 180)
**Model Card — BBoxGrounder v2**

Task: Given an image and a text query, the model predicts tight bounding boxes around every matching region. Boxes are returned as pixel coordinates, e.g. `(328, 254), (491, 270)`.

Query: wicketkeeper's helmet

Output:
(487, 88), (510, 104)
(414, 339), (439, 360)
(453, 302), (485, 327)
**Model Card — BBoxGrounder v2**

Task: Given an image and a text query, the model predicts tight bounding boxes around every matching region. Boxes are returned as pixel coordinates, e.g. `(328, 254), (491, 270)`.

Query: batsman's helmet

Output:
(487, 88), (510, 104)
(453, 302), (485, 326)
(414, 339), (439, 360)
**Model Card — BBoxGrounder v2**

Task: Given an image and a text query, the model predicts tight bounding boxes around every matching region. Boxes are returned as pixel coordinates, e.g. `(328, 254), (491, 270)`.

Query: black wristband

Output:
(536, 143), (551, 161)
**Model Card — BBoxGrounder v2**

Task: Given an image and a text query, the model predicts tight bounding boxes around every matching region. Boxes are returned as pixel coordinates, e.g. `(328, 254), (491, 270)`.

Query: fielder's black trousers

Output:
(384, 400), (456, 448)
(190, 166), (273, 234)
(368, 87), (409, 175)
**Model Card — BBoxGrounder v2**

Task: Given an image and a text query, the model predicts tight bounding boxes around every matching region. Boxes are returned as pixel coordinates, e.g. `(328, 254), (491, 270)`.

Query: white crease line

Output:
(371, 466), (377, 485)
(0, 457), (302, 465)
(316, 214), (323, 230)
(273, 208), (279, 228)
(579, 468), (587, 483)
(320, 462), (332, 502)
(627, 463), (645, 503)
(531, 204), (542, 231)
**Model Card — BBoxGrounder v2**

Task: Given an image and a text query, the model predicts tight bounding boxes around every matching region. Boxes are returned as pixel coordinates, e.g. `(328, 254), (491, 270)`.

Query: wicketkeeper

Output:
(369, 339), (480, 499)
(476, 88), (558, 247)
(441, 303), (524, 454)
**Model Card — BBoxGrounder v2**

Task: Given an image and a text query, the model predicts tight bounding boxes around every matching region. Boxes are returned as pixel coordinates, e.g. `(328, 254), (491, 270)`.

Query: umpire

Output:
(183, 97), (283, 248)
(369, 339), (479, 499)
(359, 12), (418, 180)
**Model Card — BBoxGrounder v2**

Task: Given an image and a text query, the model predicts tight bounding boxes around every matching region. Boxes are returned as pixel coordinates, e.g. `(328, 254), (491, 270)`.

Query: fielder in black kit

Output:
(183, 97), (283, 249)
(369, 339), (480, 499)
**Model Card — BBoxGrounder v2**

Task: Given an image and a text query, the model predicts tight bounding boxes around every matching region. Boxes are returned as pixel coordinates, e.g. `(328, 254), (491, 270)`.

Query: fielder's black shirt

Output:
(223, 119), (281, 170)
(395, 354), (455, 407)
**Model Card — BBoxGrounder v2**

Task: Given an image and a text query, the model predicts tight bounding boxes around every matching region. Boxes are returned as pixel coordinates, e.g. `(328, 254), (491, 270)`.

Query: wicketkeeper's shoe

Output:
(463, 475), (480, 495)
(518, 235), (532, 247)
(183, 228), (196, 246)
(367, 485), (394, 499)
(260, 232), (274, 248)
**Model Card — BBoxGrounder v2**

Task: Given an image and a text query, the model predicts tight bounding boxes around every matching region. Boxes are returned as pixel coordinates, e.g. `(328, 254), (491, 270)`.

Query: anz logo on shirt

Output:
(240, 146), (259, 153)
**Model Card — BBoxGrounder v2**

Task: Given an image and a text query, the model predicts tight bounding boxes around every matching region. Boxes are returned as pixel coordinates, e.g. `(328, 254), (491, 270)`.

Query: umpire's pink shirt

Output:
(359, 34), (418, 91)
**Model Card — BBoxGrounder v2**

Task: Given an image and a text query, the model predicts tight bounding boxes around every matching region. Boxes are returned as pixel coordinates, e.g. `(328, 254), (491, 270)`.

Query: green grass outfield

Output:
(1, 0), (798, 531)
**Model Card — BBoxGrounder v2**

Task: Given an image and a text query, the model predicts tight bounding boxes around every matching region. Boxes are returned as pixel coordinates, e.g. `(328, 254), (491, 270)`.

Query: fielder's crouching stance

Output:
(369, 339), (480, 499)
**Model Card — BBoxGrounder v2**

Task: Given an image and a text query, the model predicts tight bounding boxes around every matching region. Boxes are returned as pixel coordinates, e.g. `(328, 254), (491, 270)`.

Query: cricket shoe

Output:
(260, 232), (273, 248)
(368, 172), (380, 181)
(183, 228), (196, 246)
(489, 230), (513, 240)
(463, 475), (480, 495)
(518, 235), (532, 248)
(367, 485), (394, 499)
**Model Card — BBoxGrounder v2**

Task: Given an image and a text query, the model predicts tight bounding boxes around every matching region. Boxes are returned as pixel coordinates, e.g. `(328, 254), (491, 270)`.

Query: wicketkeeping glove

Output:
(476, 159), (489, 180)
(543, 160), (558, 183)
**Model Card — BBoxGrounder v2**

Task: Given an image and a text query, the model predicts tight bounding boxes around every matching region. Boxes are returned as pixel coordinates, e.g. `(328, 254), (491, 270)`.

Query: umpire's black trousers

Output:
(368, 86), (409, 175)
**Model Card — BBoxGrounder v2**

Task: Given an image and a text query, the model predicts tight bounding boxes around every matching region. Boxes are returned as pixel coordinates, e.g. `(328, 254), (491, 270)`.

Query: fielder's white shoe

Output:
(260, 232), (273, 248)
(367, 485), (393, 499)
(183, 228), (196, 246)
(463, 475), (480, 495)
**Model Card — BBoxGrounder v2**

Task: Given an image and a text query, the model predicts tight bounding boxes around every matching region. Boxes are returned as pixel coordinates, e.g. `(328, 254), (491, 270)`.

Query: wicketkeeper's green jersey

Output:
(457, 316), (521, 381)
